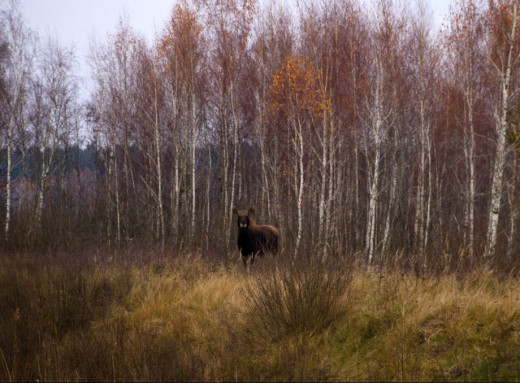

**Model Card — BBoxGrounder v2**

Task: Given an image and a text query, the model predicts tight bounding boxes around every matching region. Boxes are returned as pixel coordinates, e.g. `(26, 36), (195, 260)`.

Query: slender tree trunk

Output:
(365, 59), (384, 265)
(36, 131), (57, 231)
(414, 100), (427, 255)
(114, 152), (121, 244)
(174, 143), (180, 241)
(365, 143), (380, 265)
(5, 116), (13, 241)
(382, 150), (398, 254)
(256, 88), (270, 219)
(325, 120), (335, 255)
(506, 161), (517, 260)
(206, 145), (212, 250)
(273, 135), (282, 243)
(260, 128), (270, 218)
(354, 145), (360, 249)
(169, 86), (179, 242)
(237, 146), (243, 202)
(464, 79), (476, 259)
(105, 148), (112, 241)
(122, 137), (130, 235)
(221, 118), (229, 238)
(191, 91), (197, 243)
(228, 82), (239, 249)
(318, 110), (328, 258)
(485, 4), (518, 259)
(113, 133), (121, 244)
(294, 120), (305, 258)
(424, 134), (433, 269)
(36, 157), (46, 228)
(153, 83), (164, 244)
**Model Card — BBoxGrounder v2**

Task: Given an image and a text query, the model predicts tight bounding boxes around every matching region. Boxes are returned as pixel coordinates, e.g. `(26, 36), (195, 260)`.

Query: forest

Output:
(1, 0), (520, 265)
(2, 0), (520, 381)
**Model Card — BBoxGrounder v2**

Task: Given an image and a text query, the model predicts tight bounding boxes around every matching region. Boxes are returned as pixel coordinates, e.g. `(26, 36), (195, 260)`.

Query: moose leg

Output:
(242, 254), (253, 273)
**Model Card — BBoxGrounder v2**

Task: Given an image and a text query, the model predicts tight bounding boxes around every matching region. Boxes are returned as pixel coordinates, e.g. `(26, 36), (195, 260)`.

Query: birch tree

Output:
(362, 1), (399, 265)
(134, 44), (166, 243)
(1, 0), (33, 241)
(484, 0), (520, 259)
(409, 1), (436, 261)
(270, 56), (328, 257)
(159, 2), (204, 245)
(299, 0), (341, 259)
(251, 3), (294, 245)
(199, 0), (256, 248)
(445, 0), (485, 259)
(363, 51), (386, 265)
(31, 38), (78, 229)
(89, 20), (143, 243)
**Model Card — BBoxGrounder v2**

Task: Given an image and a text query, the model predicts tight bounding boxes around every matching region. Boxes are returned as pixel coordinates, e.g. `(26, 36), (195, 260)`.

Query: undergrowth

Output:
(1, 248), (520, 381)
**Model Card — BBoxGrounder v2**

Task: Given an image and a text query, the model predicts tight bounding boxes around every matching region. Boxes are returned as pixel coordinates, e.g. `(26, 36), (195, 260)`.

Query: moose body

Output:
(233, 206), (279, 268)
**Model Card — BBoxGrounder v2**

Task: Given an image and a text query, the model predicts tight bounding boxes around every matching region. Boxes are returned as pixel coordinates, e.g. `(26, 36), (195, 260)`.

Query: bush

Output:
(246, 258), (350, 341)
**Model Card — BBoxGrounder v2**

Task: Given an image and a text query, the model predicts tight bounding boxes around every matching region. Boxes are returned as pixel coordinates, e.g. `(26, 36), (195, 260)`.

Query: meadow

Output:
(1, 247), (520, 382)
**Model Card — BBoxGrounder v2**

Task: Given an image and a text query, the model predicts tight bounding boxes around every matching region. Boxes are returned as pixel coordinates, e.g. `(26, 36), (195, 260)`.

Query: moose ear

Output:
(248, 206), (255, 215)
(232, 206), (238, 215)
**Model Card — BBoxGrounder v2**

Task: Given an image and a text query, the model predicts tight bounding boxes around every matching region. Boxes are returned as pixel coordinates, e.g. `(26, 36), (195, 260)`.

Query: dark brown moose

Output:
(232, 206), (279, 269)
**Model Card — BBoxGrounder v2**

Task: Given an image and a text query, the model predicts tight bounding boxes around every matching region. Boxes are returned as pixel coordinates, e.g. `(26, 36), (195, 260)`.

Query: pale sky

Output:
(20, 0), (452, 98)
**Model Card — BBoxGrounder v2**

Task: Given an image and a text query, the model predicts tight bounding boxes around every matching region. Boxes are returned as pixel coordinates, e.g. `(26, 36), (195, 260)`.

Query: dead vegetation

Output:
(1, 248), (520, 381)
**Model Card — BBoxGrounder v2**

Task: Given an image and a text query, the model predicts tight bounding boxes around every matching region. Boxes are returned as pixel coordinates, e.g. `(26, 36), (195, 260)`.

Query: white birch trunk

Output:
(423, 134), (433, 268)
(485, 3), (518, 259)
(325, 120), (335, 255)
(273, 135), (282, 242)
(113, 142), (121, 244)
(295, 121), (305, 258)
(466, 80), (476, 259)
(255, 88), (271, 220)
(3, 2), (30, 242)
(461, 41), (477, 259)
(506, 162), (517, 260)
(153, 83), (164, 243)
(36, 159), (46, 228)
(382, 155), (397, 254)
(464, 102), (476, 259)
(414, 100), (427, 254)
(105, 148), (112, 240)
(5, 116), (13, 241)
(169, 86), (179, 240)
(228, 82), (239, 248)
(206, 145), (212, 250)
(260, 128), (270, 218)
(191, 91), (197, 241)
(354, 145), (360, 246)
(365, 142), (380, 265)
(174, 144), (180, 239)
(318, 111), (329, 258)
(222, 117), (229, 235)
(365, 58), (384, 265)
(111, 120), (121, 244)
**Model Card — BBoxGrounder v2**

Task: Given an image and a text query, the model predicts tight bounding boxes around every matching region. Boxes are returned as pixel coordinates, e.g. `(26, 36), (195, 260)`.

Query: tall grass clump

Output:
(222, 257), (350, 381)
(246, 258), (350, 340)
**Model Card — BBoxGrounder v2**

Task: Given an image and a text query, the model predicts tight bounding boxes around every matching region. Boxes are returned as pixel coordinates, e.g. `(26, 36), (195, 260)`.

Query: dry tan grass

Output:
(1, 250), (520, 381)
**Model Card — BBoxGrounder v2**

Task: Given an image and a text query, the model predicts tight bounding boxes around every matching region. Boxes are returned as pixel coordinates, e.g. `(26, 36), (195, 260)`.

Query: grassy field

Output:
(1, 247), (520, 381)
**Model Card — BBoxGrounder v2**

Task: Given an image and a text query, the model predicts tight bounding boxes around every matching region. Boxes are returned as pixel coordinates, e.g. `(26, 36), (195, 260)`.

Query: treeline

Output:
(1, 0), (520, 269)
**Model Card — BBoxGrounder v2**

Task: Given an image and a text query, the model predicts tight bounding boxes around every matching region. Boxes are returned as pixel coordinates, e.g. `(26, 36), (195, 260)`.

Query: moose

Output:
(232, 206), (279, 269)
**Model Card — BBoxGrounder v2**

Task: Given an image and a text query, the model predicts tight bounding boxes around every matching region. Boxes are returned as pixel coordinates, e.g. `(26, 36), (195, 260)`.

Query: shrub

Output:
(246, 257), (350, 341)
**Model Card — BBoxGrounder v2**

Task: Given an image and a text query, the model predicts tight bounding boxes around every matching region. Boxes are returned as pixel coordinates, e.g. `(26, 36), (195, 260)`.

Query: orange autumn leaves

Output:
(269, 56), (330, 126)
